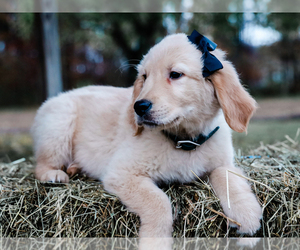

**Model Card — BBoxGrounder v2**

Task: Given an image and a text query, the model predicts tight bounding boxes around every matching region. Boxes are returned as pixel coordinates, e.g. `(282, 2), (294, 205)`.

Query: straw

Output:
(0, 130), (299, 237)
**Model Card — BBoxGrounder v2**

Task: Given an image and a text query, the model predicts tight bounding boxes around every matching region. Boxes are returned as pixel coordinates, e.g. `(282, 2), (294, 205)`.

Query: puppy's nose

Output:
(134, 99), (152, 117)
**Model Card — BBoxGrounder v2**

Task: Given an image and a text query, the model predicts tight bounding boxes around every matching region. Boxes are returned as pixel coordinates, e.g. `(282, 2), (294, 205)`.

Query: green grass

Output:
(0, 119), (299, 161)
(233, 119), (300, 152)
(0, 133), (33, 162)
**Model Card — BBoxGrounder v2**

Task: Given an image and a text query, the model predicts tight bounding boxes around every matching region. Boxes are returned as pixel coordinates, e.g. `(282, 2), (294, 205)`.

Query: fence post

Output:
(41, 0), (63, 98)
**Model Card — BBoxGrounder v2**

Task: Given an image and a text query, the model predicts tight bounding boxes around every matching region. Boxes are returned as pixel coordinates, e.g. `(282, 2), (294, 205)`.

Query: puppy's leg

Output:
(32, 97), (77, 183)
(35, 156), (69, 183)
(34, 134), (72, 183)
(103, 174), (173, 238)
(209, 166), (262, 235)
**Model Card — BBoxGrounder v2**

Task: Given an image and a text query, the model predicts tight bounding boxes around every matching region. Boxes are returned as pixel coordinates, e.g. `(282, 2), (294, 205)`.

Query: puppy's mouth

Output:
(138, 116), (180, 128)
(142, 120), (159, 127)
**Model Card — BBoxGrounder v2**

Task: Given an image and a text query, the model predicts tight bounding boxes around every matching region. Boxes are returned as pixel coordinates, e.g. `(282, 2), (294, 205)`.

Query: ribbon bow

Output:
(187, 30), (223, 77)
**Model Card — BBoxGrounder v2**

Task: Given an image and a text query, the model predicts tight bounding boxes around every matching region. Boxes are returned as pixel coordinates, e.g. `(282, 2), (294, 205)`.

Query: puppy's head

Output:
(130, 33), (256, 136)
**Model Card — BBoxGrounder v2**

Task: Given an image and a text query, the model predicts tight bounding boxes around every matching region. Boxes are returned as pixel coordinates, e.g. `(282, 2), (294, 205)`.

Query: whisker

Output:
(115, 59), (141, 73)
(116, 63), (139, 74)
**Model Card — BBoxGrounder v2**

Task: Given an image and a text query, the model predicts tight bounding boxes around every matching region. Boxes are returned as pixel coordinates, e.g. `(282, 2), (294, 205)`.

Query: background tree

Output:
(264, 14), (300, 94)
(1, 13), (300, 107)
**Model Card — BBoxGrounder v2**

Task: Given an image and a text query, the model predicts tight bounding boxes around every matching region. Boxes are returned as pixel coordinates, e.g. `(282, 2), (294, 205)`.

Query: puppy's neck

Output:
(163, 127), (194, 140)
(162, 122), (208, 140)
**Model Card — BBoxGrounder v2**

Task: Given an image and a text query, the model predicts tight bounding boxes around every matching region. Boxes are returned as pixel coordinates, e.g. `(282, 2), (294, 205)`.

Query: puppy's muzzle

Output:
(134, 99), (152, 117)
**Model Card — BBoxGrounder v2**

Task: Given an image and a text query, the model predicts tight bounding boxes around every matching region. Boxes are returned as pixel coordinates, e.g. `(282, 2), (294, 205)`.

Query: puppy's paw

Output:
(236, 205), (262, 235)
(66, 163), (80, 177)
(226, 196), (262, 235)
(40, 170), (69, 183)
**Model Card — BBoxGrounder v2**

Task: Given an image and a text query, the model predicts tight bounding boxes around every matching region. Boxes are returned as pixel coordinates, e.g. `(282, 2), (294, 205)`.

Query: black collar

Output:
(162, 126), (220, 151)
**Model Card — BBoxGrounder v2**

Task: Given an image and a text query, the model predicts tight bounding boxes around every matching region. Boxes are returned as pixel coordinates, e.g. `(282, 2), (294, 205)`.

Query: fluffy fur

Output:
(32, 33), (262, 238)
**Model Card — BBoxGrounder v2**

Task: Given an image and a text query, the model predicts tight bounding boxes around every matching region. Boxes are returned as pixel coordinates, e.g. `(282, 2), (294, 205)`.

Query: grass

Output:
(233, 119), (300, 152)
(0, 119), (299, 162)
(0, 133), (33, 162)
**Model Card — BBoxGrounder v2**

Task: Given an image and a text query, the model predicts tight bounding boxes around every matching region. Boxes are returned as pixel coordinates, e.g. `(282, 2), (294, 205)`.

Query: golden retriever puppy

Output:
(32, 31), (262, 238)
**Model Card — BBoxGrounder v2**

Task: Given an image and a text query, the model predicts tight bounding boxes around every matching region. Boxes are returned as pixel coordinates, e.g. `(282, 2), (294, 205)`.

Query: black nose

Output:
(134, 99), (152, 117)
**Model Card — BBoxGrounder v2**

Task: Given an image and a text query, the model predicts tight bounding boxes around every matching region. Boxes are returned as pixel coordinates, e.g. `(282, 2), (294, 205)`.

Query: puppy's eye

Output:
(142, 74), (147, 81)
(170, 71), (183, 79)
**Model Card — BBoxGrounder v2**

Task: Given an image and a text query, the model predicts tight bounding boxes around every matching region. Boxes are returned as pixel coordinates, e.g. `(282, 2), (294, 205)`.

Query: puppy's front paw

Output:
(209, 166), (262, 235)
(225, 195), (262, 235)
(40, 170), (69, 183)
(235, 203), (262, 235)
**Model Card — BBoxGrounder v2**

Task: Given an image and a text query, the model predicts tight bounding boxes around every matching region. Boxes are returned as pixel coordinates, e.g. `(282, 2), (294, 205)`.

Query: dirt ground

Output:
(0, 98), (299, 133)
(254, 98), (300, 120)
(0, 108), (36, 133)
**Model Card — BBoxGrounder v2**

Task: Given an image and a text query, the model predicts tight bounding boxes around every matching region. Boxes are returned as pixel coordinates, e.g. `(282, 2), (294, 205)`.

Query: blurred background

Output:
(0, 12), (300, 161)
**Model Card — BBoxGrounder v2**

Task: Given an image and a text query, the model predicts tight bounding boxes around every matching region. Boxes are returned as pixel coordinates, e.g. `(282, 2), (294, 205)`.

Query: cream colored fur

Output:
(32, 33), (262, 239)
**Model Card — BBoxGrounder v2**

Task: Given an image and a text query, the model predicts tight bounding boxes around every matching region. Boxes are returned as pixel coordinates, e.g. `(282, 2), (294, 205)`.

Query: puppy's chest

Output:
(142, 145), (212, 181)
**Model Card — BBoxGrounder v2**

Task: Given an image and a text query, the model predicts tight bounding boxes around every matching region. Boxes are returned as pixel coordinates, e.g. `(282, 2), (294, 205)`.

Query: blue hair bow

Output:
(188, 30), (223, 77)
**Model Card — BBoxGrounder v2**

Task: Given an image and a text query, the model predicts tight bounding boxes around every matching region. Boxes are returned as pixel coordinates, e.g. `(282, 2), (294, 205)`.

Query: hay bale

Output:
(1, 130), (299, 237)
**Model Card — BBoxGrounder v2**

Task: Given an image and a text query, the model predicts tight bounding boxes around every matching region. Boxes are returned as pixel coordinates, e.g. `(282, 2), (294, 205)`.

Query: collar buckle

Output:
(176, 140), (201, 149)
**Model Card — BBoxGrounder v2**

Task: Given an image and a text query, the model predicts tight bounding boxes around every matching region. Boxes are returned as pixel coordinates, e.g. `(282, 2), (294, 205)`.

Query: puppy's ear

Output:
(128, 78), (144, 136)
(209, 61), (257, 133)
